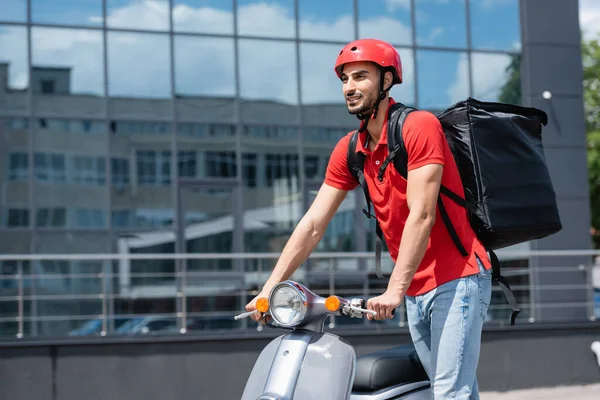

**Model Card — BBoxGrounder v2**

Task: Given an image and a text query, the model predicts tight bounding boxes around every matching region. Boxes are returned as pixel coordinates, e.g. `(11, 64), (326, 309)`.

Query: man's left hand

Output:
(366, 291), (403, 321)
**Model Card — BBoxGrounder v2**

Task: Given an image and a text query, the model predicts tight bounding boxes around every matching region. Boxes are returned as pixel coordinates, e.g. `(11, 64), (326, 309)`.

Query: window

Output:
(34, 153), (66, 183)
(304, 156), (320, 180)
(174, 36), (235, 97)
(107, 0), (169, 31)
(265, 154), (298, 187)
(469, 0), (521, 51)
(173, 0), (233, 34)
(111, 158), (130, 186)
(8, 152), (28, 181)
(8, 118), (28, 131)
(357, 0), (412, 45)
(110, 121), (171, 136)
(299, 0), (354, 42)
(206, 152), (236, 178)
(136, 151), (171, 185)
(2, 0), (27, 22)
(108, 32), (170, 99)
(415, 0), (467, 48)
(472, 52), (521, 104)
(417, 50), (470, 110)
(73, 208), (106, 229)
(72, 156), (106, 186)
(32, 27), (104, 97)
(242, 153), (257, 187)
(32, 0), (103, 26)
(237, 0), (295, 38)
(178, 123), (210, 137)
(112, 210), (131, 228)
(4, 209), (29, 228)
(239, 39), (298, 105)
(178, 151), (197, 178)
(36, 207), (67, 227)
(0, 27), (29, 91)
(40, 79), (55, 94)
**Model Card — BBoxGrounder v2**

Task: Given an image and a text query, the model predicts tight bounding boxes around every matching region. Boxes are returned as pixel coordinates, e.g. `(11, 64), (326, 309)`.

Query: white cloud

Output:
(471, 53), (514, 101)
(580, 0), (600, 41)
(447, 52), (513, 106)
(447, 53), (470, 105)
(384, 0), (410, 13)
(0, 26), (29, 91)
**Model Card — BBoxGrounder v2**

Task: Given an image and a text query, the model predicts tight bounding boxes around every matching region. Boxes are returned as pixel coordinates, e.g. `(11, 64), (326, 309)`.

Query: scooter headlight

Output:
(269, 282), (307, 327)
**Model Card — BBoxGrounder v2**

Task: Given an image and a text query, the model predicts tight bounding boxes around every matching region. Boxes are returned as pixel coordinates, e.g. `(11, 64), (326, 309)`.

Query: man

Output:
(245, 38), (492, 399)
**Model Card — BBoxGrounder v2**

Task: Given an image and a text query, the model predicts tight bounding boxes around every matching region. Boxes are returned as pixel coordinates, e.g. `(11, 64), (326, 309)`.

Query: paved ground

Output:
(481, 383), (600, 399)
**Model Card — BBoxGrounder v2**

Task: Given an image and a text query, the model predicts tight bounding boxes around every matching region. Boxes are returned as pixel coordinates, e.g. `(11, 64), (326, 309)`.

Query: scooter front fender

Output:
(241, 330), (356, 400)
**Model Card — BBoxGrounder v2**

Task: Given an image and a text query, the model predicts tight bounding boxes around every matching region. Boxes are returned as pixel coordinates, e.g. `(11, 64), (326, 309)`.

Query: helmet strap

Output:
(358, 68), (390, 133)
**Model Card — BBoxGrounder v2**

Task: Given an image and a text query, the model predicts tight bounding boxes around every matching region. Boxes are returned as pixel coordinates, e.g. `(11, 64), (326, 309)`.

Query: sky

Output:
(0, 0), (592, 109)
(580, 0), (600, 41)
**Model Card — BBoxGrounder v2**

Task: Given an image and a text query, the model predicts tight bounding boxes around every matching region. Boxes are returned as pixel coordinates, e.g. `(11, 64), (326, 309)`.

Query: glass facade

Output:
(0, 0), (525, 338)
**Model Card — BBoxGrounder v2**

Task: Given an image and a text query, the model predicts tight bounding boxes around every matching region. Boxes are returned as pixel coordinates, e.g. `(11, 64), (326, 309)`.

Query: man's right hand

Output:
(245, 289), (271, 322)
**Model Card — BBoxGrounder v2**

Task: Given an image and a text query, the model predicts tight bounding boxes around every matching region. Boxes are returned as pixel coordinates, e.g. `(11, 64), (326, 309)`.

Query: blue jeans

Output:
(405, 257), (492, 399)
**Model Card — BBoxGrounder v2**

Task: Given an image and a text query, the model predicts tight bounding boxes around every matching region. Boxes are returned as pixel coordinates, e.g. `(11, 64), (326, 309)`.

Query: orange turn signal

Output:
(256, 298), (269, 313)
(325, 296), (341, 312)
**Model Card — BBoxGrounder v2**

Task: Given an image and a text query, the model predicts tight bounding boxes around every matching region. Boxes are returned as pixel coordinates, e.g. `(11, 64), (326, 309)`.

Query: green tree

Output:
(498, 53), (522, 105)
(582, 35), (600, 248)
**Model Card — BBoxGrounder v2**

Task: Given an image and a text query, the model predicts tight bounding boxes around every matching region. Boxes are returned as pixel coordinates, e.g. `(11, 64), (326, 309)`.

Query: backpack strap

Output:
(488, 249), (521, 325)
(384, 105), (521, 325)
(383, 103), (470, 258)
(347, 130), (384, 278)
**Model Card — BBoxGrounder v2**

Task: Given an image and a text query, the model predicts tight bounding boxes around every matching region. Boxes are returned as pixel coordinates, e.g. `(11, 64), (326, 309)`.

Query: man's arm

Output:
(367, 163), (443, 319)
(246, 182), (348, 317)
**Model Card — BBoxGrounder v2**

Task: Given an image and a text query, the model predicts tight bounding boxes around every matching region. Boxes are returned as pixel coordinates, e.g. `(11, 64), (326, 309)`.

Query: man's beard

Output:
(347, 93), (378, 116)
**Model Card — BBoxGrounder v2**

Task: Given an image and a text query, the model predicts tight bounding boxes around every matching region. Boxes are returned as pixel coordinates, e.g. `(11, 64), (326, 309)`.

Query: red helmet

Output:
(334, 39), (402, 85)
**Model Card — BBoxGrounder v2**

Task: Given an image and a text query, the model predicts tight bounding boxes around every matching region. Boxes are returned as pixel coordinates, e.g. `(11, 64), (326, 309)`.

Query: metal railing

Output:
(0, 250), (599, 341)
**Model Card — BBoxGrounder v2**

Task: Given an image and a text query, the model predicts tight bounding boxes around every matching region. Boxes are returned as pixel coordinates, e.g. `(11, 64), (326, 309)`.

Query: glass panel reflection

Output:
(107, 0), (170, 31)
(389, 47), (416, 107)
(173, 0), (234, 34)
(469, 0), (521, 51)
(108, 32), (171, 99)
(174, 36), (235, 97)
(472, 52), (521, 104)
(32, 0), (103, 26)
(32, 27), (105, 114)
(1, 0), (27, 22)
(0, 232), (32, 338)
(114, 228), (176, 336)
(357, 0), (412, 45)
(417, 50), (469, 110)
(238, 0), (295, 38)
(0, 26), (29, 93)
(299, 0), (355, 42)
(181, 186), (237, 271)
(242, 121), (301, 263)
(239, 39), (298, 105)
(111, 146), (173, 228)
(300, 43), (347, 106)
(30, 233), (110, 337)
(0, 31), (30, 230)
(415, 0), (467, 48)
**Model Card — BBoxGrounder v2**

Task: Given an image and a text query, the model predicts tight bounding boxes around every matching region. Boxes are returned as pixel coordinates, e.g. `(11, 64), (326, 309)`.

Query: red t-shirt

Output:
(324, 98), (491, 296)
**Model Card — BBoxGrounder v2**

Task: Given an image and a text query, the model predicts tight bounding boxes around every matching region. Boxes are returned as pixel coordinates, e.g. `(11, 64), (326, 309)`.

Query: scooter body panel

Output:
(241, 330), (356, 400)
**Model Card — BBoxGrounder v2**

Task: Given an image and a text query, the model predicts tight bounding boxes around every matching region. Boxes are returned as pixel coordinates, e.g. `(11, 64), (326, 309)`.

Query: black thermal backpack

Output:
(346, 97), (563, 325)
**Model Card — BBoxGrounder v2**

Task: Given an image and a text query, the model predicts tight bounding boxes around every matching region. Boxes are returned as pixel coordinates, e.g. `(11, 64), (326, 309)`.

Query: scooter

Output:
(235, 280), (432, 399)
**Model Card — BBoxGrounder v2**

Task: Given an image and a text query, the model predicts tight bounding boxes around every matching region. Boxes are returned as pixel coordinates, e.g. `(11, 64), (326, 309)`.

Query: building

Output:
(0, 0), (593, 337)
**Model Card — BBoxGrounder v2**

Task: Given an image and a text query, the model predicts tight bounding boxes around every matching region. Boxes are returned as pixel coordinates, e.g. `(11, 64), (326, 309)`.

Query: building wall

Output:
(0, 0), (593, 338)
(520, 0), (594, 322)
(1, 323), (600, 399)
